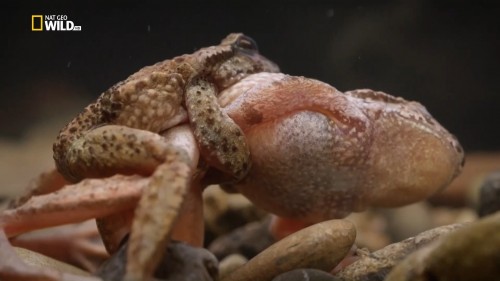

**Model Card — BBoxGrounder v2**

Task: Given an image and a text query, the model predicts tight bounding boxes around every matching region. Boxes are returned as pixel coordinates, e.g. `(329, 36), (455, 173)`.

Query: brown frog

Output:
(53, 32), (278, 183)
(2, 33), (278, 281)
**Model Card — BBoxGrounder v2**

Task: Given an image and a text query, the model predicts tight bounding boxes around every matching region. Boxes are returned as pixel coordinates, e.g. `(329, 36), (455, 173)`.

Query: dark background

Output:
(2, 1), (499, 152)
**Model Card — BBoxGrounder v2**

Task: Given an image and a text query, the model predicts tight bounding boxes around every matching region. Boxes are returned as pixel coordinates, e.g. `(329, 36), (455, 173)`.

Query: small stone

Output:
(381, 202), (433, 241)
(385, 211), (500, 281)
(208, 216), (274, 260)
(218, 254), (248, 279)
(203, 185), (229, 232)
(336, 223), (464, 281)
(477, 171), (500, 217)
(220, 219), (356, 281)
(430, 207), (477, 227)
(97, 240), (218, 281)
(272, 268), (340, 281)
(345, 211), (390, 251)
(204, 185), (267, 236)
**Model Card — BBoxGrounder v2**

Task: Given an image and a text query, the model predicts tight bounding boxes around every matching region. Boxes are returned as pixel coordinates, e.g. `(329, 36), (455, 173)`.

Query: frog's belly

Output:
(234, 111), (370, 222)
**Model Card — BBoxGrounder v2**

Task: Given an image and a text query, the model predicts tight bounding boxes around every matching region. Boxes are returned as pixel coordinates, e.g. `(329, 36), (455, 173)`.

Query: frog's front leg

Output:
(185, 77), (250, 181)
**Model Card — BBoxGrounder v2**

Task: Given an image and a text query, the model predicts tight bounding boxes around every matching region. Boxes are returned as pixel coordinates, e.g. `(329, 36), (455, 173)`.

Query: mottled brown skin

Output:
(219, 73), (464, 223)
(53, 33), (278, 182)
(1, 34), (279, 281)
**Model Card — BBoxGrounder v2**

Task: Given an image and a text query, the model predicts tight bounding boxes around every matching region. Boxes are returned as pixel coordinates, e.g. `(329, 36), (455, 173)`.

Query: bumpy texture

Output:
(220, 73), (464, 222)
(53, 33), (279, 182)
(47, 33), (279, 280)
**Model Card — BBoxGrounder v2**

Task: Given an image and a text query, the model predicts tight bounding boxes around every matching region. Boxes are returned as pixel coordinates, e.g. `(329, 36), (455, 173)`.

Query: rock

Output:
(272, 268), (340, 281)
(203, 185), (229, 234)
(345, 211), (390, 251)
(336, 223), (464, 281)
(97, 240), (218, 281)
(385, 211), (500, 281)
(208, 217), (274, 260)
(430, 207), (477, 227)
(203, 185), (267, 237)
(380, 202), (433, 242)
(218, 254), (248, 279)
(477, 171), (500, 217)
(220, 219), (355, 281)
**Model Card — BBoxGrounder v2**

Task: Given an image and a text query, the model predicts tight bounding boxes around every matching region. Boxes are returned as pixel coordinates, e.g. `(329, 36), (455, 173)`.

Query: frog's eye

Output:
(234, 35), (259, 53)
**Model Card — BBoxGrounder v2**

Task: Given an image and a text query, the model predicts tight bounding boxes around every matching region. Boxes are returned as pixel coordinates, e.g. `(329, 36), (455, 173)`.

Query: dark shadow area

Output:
(2, 0), (499, 151)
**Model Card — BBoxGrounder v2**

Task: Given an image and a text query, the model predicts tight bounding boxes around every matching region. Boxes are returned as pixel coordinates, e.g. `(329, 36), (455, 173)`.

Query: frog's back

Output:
(53, 56), (188, 166)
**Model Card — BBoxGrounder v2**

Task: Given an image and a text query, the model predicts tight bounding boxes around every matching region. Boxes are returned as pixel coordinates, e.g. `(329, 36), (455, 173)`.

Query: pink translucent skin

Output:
(220, 73), (464, 223)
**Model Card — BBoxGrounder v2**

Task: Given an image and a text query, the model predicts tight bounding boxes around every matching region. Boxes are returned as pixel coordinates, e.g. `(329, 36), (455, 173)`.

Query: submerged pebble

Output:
(220, 219), (355, 281)
(97, 240), (218, 281)
(336, 223), (464, 281)
(218, 254), (248, 279)
(203, 185), (267, 236)
(477, 171), (500, 217)
(208, 217), (274, 260)
(385, 211), (500, 281)
(345, 211), (390, 251)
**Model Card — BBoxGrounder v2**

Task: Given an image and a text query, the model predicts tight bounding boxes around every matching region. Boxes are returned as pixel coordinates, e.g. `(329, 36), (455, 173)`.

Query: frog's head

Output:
(213, 33), (280, 89)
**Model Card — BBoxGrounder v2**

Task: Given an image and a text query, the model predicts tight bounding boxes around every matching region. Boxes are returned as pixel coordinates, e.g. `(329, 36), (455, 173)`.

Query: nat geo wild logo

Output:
(31, 14), (82, 31)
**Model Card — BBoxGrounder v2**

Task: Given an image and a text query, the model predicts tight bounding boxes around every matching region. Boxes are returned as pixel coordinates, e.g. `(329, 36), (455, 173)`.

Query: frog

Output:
(0, 68), (464, 280)
(1, 33), (278, 281)
(53, 32), (278, 184)
(216, 72), (464, 238)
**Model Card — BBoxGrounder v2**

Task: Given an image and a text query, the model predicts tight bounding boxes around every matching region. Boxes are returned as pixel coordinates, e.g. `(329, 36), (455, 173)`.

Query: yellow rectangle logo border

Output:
(32, 15), (43, 31)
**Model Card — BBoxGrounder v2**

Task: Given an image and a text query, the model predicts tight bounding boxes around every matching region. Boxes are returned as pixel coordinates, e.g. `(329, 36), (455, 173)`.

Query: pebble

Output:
(97, 240), (218, 281)
(208, 216), (274, 260)
(218, 254), (248, 279)
(203, 185), (267, 236)
(477, 171), (500, 217)
(272, 268), (340, 281)
(336, 223), (464, 281)
(385, 211), (500, 281)
(345, 211), (390, 251)
(380, 202), (433, 241)
(429, 207), (477, 227)
(220, 219), (356, 281)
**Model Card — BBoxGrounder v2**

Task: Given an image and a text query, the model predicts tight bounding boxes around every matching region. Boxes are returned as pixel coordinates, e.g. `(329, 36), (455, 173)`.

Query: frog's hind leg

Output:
(0, 175), (147, 238)
(0, 228), (59, 281)
(0, 175), (145, 281)
(8, 168), (69, 209)
(124, 125), (203, 281)
(124, 152), (192, 281)
(0, 228), (105, 281)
